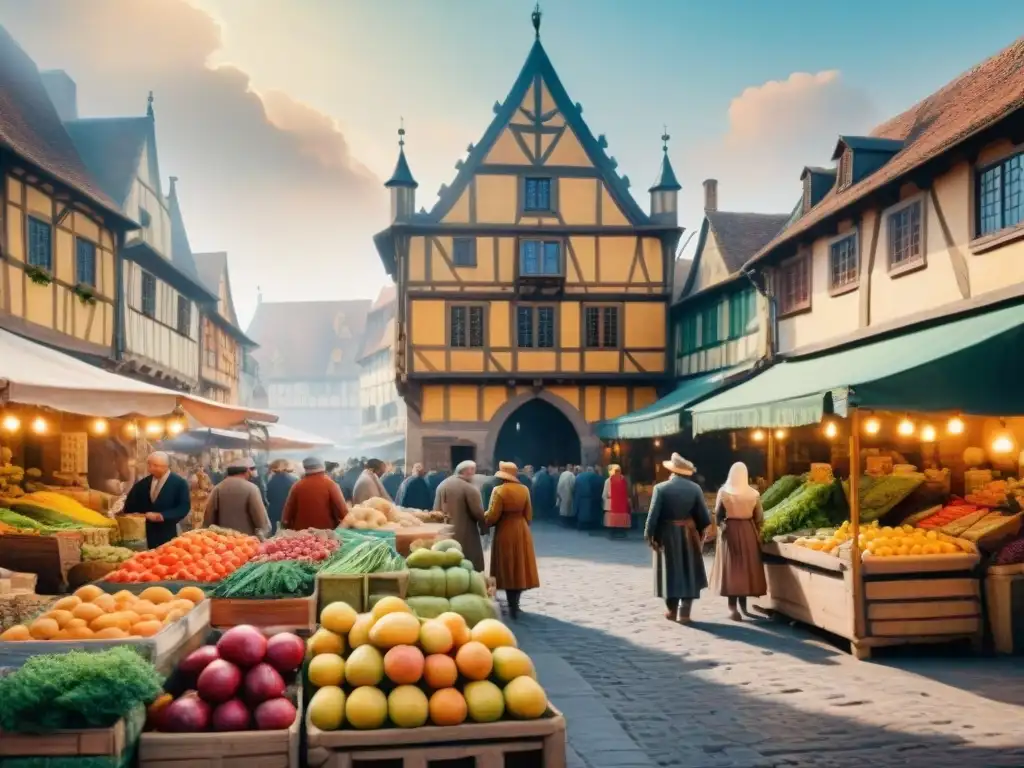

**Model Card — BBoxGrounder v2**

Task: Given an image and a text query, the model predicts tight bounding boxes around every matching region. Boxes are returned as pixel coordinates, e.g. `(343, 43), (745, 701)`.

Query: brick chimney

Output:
(703, 179), (718, 213)
(40, 70), (78, 122)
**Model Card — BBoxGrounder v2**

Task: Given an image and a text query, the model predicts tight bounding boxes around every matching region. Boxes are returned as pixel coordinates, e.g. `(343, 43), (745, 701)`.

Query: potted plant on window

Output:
(73, 283), (98, 305)
(24, 264), (52, 286)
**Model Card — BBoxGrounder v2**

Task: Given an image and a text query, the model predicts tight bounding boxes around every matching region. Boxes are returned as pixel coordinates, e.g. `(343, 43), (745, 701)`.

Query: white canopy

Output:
(0, 328), (277, 429)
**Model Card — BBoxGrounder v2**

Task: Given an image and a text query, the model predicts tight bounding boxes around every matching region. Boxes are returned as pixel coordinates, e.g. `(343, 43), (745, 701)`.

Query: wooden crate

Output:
(0, 598), (210, 673)
(315, 574), (365, 615)
(0, 704), (144, 760)
(210, 596), (315, 631)
(365, 571), (409, 601)
(306, 706), (566, 768)
(138, 688), (301, 768)
(0, 533), (82, 594)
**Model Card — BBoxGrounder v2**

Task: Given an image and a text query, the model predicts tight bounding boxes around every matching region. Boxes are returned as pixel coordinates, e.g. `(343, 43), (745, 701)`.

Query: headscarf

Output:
(718, 462), (759, 504)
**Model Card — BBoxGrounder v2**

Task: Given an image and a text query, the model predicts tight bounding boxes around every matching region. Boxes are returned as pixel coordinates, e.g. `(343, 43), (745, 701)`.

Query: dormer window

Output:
(837, 150), (853, 191)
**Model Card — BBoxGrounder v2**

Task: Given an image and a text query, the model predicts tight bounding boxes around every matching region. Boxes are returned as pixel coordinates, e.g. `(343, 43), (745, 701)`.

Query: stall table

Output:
(755, 542), (983, 659)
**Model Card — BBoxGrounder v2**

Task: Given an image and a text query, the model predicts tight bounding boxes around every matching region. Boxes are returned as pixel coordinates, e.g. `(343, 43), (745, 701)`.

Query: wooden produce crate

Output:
(365, 571), (409, 602)
(0, 704), (144, 765)
(138, 687), (301, 768)
(210, 596), (315, 631)
(393, 523), (454, 556)
(314, 573), (365, 615)
(97, 580), (210, 596)
(0, 598), (210, 673)
(0, 533), (81, 594)
(306, 706), (566, 768)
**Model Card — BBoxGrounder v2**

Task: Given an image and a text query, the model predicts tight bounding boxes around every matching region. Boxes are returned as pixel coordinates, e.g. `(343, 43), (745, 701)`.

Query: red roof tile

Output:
(747, 37), (1024, 267)
(0, 27), (126, 222)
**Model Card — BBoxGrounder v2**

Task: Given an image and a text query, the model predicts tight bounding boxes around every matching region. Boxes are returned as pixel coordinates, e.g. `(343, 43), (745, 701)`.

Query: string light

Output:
(897, 418), (915, 437)
(864, 417), (881, 436)
(124, 422), (137, 437)
(145, 421), (164, 437)
(653, 438), (661, 448)
(91, 419), (108, 436)
(1, 415), (20, 433)
(947, 416), (965, 435)
(30, 416), (47, 435)
(774, 429), (788, 440)
(751, 429), (765, 442)
(991, 434), (1015, 454)
(823, 422), (838, 440)
(920, 424), (937, 442)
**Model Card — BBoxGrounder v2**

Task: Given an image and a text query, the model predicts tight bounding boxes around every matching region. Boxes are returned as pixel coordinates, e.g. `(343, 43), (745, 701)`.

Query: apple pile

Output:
(149, 626), (304, 733)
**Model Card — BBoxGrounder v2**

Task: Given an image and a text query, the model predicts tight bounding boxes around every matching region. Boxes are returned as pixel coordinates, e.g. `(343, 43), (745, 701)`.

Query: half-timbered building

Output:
(374, 11), (682, 469)
(0, 32), (135, 360)
(193, 252), (256, 404)
(58, 90), (215, 390)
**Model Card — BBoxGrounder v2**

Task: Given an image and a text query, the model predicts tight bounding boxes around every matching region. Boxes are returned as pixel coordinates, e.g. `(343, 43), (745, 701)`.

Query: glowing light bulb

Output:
(91, 419), (108, 435)
(992, 435), (1015, 454)
(864, 417), (880, 436)
(751, 429), (765, 442)
(1, 415), (20, 433)
(774, 429), (788, 440)
(824, 422), (838, 439)
(167, 420), (185, 436)
(145, 421), (163, 437)
(124, 422), (137, 437)
(920, 424), (937, 442)
(897, 419), (915, 437)
(30, 416), (47, 435)
(947, 417), (965, 435)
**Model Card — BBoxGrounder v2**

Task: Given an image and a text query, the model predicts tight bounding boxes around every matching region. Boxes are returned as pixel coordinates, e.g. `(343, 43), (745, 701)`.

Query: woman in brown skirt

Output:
(710, 462), (767, 621)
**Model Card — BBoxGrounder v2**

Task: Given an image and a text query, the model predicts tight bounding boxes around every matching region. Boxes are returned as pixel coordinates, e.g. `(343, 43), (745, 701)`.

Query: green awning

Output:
(691, 302), (1024, 435)
(596, 367), (748, 440)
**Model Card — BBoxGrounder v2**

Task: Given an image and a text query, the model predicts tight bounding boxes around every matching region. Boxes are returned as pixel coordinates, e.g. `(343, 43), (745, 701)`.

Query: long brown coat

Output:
(485, 481), (540, 591)
(435, 475), (486, 571)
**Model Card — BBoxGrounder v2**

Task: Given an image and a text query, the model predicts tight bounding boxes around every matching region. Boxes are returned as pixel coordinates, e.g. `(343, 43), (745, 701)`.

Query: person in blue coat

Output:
(396, 463), (433, 510)
(426, 469), (448, 505)
(382, 465), (404, 500)
(122, 452), (191, 548)
(531, 465), (557, 519)
(266, 459), (297, 532)
(573, 465), (604, 530)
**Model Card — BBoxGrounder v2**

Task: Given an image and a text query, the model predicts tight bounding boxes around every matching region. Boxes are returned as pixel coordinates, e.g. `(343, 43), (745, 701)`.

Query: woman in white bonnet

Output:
(709, 462), (767, 621)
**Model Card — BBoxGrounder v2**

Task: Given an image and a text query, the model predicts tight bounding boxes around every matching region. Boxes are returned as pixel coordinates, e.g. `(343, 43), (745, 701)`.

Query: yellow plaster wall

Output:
(442, 187), (472, 224)
(475, 176), (517, 224)
(600, 185), (629, 226)
(408, 237), (427, 282)
(545, 127), (590, 167)
(483, 129), (531, 165)
(489, 300), (511, 347)
(558, 179), (597, 226)
(625, 303), (666, 348)
(409, 300), (446, 346)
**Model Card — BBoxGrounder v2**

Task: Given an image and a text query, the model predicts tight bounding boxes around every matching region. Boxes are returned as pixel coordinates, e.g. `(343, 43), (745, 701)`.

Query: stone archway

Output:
(482, 390), (599, 470)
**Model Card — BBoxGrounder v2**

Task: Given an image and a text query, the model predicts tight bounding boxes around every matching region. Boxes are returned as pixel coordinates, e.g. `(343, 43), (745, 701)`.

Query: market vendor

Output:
(122, 451), (191, 548)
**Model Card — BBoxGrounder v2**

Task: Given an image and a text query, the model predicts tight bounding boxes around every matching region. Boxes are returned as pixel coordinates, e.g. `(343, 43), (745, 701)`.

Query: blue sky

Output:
(3, 0), (1022, 323)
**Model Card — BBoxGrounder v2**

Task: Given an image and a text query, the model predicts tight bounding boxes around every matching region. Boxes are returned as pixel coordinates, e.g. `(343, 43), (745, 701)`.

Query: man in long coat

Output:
(556, 466), (576, 525)
(573, 466), (604, 530)
(434, 460), (487, 571)
(397, 463), (433, 510)
(531, 465), (557, 520)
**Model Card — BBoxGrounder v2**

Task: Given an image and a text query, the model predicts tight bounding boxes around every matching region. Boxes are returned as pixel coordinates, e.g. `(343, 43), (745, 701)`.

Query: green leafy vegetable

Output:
(320, 538), (405, 575)
(0, 647), (162, 732)
(210, 559), (319, 598)
(761, 475), (804, 511)
(761, 482), (837, 542)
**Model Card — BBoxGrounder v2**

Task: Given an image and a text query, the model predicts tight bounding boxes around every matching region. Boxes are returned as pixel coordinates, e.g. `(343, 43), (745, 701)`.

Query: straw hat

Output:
(494, 461), (521, 483)
(269, 459), (291, 473)
(662, 453), (696, 477)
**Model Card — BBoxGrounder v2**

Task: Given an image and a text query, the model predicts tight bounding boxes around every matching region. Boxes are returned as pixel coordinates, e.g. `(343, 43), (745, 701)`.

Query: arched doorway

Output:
(492, 398), (581, 469)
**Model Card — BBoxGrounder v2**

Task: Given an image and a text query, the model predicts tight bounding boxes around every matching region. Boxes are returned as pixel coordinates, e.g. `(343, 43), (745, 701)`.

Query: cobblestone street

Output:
(504, 524), (1024, 768)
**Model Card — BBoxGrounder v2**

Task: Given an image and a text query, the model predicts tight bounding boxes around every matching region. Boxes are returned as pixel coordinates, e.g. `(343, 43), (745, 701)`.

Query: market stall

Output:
(689, 303), (1024, 658)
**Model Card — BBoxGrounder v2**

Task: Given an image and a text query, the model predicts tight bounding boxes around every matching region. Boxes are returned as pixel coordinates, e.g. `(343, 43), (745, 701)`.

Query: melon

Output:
(444, 567), (470, 598)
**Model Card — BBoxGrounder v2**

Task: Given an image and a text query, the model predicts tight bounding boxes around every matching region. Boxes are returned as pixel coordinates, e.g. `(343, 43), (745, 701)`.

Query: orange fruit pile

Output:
(105, 529), (259, 583)
(0, 584), (206, 642)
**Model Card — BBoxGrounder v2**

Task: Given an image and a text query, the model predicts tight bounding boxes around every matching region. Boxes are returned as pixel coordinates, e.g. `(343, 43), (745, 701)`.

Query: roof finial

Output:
(168, 175), (178, 199)
(531, 3), (542, 39)
(398, 117), (405, 149)
(661, 125), (670, 153)
(147, 90), (154, 118)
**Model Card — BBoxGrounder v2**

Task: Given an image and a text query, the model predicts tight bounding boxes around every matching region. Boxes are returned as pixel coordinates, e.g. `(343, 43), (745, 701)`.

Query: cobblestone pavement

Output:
(502, 523), (1024, 768)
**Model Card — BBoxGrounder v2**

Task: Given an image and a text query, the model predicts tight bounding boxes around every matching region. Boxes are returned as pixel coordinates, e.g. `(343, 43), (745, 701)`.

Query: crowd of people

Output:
(120, 450), (768, 625)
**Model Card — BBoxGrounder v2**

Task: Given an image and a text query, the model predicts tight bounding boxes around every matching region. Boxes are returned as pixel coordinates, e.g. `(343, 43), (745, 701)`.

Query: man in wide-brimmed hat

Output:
(644, 453), (711, 624)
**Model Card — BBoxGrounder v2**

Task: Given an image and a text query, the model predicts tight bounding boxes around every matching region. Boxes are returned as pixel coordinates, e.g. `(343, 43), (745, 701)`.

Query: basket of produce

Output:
(0, 645), (162, 761)
(209, 559), (320, 629)
(117, 513), (148, 545)
(304, 596), (563, 767)
(103, 528), (259, 584)
(80, 526), (114, 546)
(315, 533), (407, 614)
(141, 626), (303, 768)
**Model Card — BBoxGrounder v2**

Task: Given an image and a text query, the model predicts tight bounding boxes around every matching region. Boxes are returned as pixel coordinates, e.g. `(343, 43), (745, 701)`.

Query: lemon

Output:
(910, 544), (923, 555)
(926, 531), (938, 540)
(878, 546), (894, 557)
(896, 545), (909, 556)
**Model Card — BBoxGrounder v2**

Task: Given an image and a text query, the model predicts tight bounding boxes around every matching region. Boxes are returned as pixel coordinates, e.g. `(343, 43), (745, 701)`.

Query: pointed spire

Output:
(168, 175), (179, 201)
(531, 3), (542, 39)
(649, 126), (681, 192)
(385, 118), (418, 189)
(146, 90), (154, 119)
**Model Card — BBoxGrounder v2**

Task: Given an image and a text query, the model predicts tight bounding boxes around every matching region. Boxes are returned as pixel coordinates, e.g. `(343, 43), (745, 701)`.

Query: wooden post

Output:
(848, 408), (867, 658)
(766, 430), (776, 484)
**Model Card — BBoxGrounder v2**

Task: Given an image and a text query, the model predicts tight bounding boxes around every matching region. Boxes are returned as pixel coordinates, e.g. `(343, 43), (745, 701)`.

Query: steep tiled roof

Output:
(671, 257), (692, 303)
(193, 251), (252, 342)
(64, 117), (148, 206)
(166, 178), (207, 290)
(707, 211), (791, 273)
(247, 299), (372, 380)
(0, 26), (128, 223)
(748, 38), (1024, 267)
